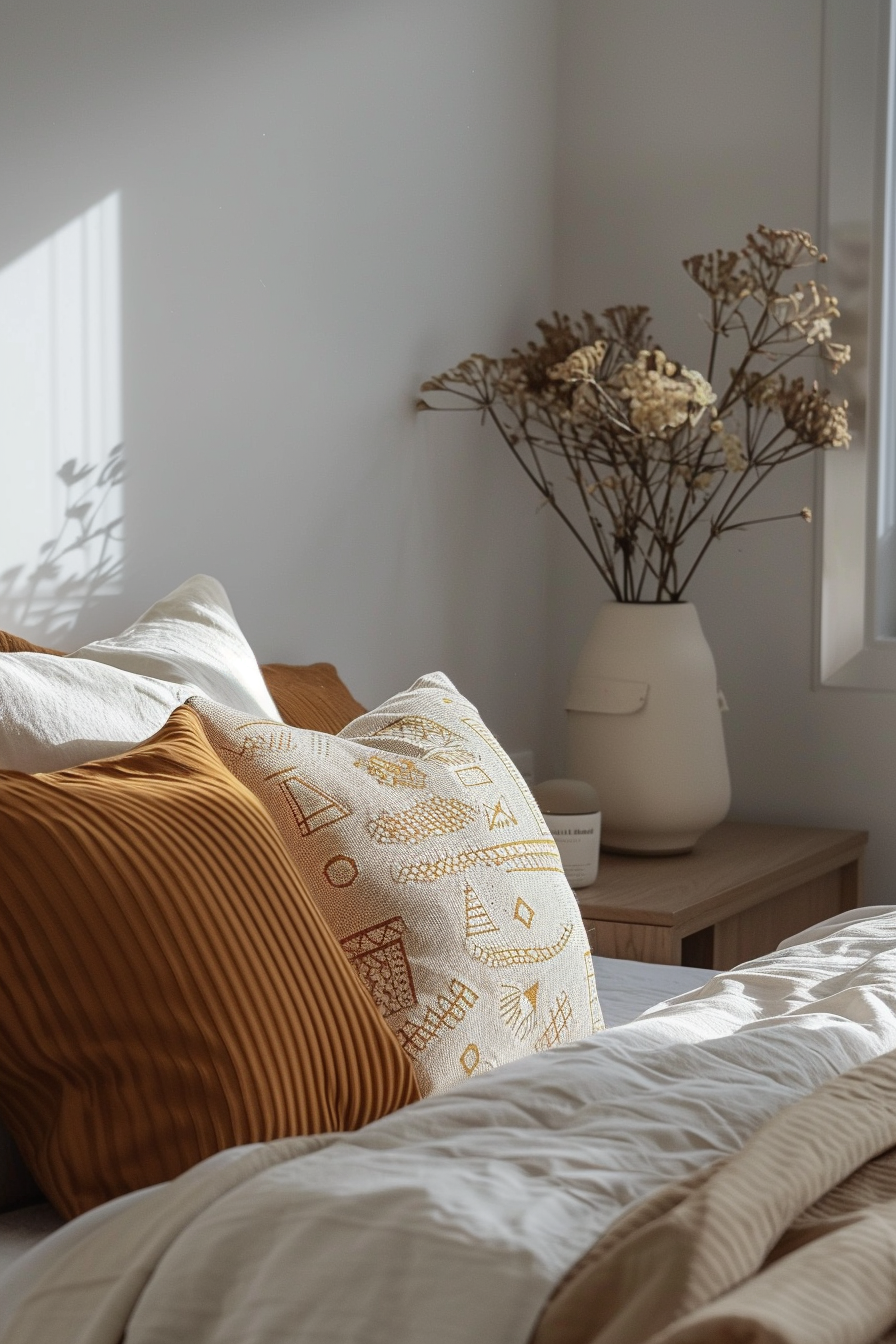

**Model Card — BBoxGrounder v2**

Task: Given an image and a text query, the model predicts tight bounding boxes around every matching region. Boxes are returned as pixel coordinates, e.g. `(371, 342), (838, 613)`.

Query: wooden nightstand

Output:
(574, 821), (868, 969)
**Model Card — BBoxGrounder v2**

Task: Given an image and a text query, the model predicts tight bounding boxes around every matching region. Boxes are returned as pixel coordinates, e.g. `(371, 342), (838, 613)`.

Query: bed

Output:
(6, 910), (896, 1344)
(0, 956), (716, 1279)
(1, 579), (895, 1344)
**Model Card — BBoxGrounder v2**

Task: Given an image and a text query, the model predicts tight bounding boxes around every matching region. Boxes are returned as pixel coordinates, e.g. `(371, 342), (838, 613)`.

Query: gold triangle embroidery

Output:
(487, 797), (518, 830)
(499, 982), (539, 1039)
(278, 774), (351, 837)
(523, 982), (539, 1011)
(464, 885), (499, 938)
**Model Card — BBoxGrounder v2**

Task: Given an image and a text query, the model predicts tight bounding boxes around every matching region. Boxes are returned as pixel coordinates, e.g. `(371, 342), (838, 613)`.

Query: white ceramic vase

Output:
(565, 602), (731, 855)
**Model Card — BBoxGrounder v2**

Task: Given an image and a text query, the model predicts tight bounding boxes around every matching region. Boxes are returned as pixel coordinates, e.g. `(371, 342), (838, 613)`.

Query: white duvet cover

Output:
(4, 915), (896, 1344)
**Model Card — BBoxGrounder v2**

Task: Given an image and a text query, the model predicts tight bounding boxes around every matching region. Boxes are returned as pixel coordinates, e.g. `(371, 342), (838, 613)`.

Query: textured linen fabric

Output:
(0, 960), (703, 1218)
(72, 574), (281, 719)
(6, 918), (896, 1344)
(532, 1046), (896, 1344)
(777, 904), (896, 950)
(0, 706), (418, 1220)
(0, 618), (362, 735)
(0, 653), (195, 772)
(261, 661), (366, 733)
(192, 672), (602, 1096)
(592, 958), (713, 1029)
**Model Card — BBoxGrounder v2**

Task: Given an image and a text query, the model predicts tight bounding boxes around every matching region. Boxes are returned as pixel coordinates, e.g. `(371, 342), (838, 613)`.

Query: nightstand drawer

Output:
(575, 821), (867, 968)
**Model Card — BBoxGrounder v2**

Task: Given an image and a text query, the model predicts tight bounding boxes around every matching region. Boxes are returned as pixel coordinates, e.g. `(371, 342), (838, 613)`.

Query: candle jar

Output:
(533, 778), (601, 889)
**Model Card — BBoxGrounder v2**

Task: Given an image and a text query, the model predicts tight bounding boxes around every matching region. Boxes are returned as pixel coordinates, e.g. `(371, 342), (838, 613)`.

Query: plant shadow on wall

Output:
(0, 444), (125, 644)
(0, 192), (124, 645)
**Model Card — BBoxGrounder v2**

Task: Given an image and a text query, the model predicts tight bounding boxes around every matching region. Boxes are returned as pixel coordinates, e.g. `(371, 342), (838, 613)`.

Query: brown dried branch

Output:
(419, 226), (850, 601)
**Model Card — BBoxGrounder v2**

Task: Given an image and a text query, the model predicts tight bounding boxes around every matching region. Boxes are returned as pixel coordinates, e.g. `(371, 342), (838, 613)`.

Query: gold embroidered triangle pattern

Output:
(499, 982), (539, 1039)
(487, 798), (518, 830)
(277, 774), (352, 837)
(464, 885), (499, 938)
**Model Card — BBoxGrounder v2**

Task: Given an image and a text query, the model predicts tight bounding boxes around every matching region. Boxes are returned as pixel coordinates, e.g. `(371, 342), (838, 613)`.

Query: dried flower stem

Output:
(419, 229), (849, 601)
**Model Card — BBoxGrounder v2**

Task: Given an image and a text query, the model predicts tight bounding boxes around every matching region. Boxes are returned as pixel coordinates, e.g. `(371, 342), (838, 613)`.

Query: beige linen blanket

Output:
(534, 1047), (896, 1344)
(7, 915), (896, 1344)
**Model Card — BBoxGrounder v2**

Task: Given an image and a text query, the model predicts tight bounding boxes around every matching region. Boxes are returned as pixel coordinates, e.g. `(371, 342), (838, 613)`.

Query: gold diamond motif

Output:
(514, 897), (535, 928)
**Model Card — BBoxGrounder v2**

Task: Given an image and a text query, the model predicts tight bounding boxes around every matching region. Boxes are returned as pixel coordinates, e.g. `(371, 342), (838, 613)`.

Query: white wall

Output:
(0, 0), (557, 761)
(5, 0), (894, 898)
(552, 0), (896, 902)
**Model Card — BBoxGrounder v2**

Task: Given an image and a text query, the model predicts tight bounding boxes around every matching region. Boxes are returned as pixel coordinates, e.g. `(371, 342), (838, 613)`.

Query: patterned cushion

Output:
(192, 673), (603, 1096)
(72, 574), (281, 719)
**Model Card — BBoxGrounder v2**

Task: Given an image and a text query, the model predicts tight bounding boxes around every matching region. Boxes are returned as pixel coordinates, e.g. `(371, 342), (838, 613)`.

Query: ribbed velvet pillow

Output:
(260, 662), (366, 733)
(0, 629), (62, 655)
(0, 707), (418, 1219)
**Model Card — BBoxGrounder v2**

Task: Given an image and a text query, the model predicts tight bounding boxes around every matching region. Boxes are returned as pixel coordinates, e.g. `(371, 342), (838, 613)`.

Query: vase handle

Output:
(566, 676), (649, 715)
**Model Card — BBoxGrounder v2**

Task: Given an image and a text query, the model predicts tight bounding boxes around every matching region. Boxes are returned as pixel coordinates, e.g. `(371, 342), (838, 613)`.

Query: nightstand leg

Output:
(839, 855), (864, 911)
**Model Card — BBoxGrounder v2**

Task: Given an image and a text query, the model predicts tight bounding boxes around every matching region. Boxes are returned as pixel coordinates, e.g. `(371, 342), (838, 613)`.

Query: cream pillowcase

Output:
(72, 574), (280, 720)
(192, 673), (603, 1095)
(0, 655), (195, 772)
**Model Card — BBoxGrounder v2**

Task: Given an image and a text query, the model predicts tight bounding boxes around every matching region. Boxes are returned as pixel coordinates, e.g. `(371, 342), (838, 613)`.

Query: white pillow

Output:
(71, 574), (281, 721)
(0, 655), (194, 772)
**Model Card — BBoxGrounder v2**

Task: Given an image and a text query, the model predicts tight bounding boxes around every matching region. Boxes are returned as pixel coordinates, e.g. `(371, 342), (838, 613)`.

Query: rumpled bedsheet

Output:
(4, 915), (896, 1344)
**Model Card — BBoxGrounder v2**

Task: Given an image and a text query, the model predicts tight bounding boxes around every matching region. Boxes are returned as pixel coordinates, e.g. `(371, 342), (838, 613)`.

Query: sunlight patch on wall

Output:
(0, 192), (123, 643)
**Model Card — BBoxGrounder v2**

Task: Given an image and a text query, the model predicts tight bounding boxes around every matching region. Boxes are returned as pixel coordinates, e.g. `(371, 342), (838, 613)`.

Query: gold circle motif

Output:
(324, 855), (359, 888)
(460, 1043), (480, 1076)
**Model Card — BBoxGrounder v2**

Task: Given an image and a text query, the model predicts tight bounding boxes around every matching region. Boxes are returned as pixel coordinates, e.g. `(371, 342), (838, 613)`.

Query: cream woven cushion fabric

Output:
(192, 673), (603, 1095)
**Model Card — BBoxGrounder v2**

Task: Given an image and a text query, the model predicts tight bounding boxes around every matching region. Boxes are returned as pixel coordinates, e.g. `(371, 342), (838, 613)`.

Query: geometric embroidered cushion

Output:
(191, 673), (604, 1097)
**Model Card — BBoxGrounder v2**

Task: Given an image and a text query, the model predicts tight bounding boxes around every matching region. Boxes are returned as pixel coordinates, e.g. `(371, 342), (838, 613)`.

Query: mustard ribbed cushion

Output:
(0, 629), (62, 655)
(261, 662), (366, 733)
(0, 706), (418, 1219)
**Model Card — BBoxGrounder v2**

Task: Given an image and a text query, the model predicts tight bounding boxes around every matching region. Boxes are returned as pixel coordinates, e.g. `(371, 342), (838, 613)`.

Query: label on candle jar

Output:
(544, 811), (601, 889)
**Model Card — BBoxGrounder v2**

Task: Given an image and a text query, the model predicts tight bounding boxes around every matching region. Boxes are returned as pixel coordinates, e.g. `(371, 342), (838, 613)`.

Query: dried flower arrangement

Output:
(418, 227), (851, 602)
